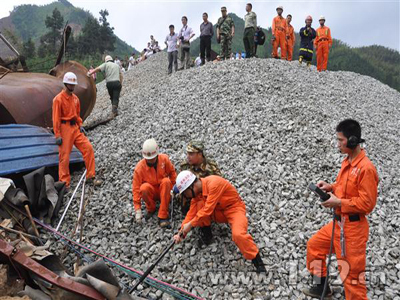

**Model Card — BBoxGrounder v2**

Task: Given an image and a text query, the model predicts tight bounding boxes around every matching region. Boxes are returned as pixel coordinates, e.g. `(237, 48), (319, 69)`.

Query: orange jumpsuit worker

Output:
(286, 14), (295, 61)
(303, 119), (378, 300)
(52, 72), (99, 188)
(272, 6), (287, 60)
(132, 138), (177, 228)
(173, 171), (266, 273)
(314, 15), (332, 71)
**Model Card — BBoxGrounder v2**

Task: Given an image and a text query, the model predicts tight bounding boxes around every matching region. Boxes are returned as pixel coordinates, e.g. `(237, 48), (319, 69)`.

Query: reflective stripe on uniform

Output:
(300, 48), (313, 53)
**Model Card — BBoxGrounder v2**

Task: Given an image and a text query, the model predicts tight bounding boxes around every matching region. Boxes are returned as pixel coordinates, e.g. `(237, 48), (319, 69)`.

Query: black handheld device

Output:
(308, 183), (331, 202)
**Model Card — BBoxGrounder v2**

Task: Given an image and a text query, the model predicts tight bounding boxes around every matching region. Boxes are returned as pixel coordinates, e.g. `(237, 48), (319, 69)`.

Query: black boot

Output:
(302, 276), (332, 299)
(198, 226), (212, 246)
(252, 252), (266, 273)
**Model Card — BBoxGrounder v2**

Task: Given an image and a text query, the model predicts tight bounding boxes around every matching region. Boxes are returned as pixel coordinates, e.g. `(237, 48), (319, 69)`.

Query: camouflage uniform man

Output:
(216, 7), (235, 60)
(180, 141), (222, 214)
(179, 141), (222, 246)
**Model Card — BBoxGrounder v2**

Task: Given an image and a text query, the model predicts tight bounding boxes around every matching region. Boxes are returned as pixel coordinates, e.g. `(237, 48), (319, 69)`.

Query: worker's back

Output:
(99, 61), (120, 83)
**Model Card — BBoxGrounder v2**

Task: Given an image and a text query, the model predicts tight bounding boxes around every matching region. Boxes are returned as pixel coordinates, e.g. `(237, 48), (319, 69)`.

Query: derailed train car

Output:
(0, 27), (96, 128)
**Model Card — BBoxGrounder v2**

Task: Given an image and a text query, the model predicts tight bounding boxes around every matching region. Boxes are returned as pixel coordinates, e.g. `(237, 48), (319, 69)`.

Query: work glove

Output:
(55, 137), (62, 146)
(135, 209), (142, 224)
(80, 127), (87, 135)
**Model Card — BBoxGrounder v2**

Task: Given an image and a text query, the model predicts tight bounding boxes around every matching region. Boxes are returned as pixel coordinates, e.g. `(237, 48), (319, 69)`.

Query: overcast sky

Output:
(1, 0), (399, 52)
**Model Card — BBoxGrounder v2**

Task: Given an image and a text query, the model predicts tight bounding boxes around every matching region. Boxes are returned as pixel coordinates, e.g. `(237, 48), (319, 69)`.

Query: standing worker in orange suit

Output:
(52, 72), (101, 189)
(314, 15), (332, 71)
(272, 6), (287, 60)
(303, 119), (379, 300)
(173, 171), (266, 273)
(132, 139), (177, 228)
(286, 14), (295, 61)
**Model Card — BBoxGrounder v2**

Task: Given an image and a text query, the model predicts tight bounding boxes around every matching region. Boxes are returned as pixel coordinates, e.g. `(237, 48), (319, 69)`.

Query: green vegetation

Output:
(190, 13), (400, 92)
(1, 0), (137, 77)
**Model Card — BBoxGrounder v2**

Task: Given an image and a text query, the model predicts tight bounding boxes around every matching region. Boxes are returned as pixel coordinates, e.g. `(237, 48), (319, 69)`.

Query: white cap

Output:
(319, 15), (325, 20)
(175, 171), (196, 194)
(142, 138), (159, 159)
(277, 6), (283, 10)
(63, 72), (78, 85)
(105, 55), (113, 62)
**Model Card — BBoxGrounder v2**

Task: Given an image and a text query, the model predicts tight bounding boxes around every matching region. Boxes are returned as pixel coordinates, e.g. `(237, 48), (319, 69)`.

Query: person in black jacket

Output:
(299, 15), (317, 66)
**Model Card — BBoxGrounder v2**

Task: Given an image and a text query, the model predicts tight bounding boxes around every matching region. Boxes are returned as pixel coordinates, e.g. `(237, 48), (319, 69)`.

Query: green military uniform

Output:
(216, 15), (235, 60)
(179, 141), (222, 215)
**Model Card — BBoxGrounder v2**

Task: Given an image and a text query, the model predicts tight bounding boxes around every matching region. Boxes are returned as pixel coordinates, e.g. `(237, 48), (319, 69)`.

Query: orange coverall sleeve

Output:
(272, 18), (276, 36)
(181, 198), (200, 227)
(167, 158), (177, 185)
(132, 166), (143, 210)
(340, 168), (378, 215)
(327, 28), (332, 47)
(190, 183), (227, 227)
(76, 97), (83, 127)
(52, 98), (62, 138)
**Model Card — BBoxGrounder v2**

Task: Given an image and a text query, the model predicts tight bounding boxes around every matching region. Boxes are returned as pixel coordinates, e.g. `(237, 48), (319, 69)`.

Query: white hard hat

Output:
(277, 6), (283, 10)
(105, 55), (113, 62)
(142, 138), (159, 159)
(175, 171), (196, 194)
(63, 72), (78, 85)
(319, 15), (325, 20)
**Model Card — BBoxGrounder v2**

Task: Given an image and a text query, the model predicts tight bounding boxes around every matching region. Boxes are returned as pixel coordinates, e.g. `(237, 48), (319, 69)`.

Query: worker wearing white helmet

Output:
(88, 54), (123, 117)
(132, 139), (177, 227)
(173, 171), (266, 273)
(52, 72), (102, 189)
(314, 15), (332, 71)
(272, 5), (288, 60)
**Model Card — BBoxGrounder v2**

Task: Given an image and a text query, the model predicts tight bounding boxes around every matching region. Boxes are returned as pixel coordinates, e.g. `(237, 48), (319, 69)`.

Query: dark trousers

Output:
(200, 36), (212, 65)
(168, 50), (178, 74)
(106, 81), (122, 108)
(243, 27), (256, 58)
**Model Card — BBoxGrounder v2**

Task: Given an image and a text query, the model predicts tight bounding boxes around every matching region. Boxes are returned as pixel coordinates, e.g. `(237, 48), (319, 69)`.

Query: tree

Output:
(98, 10), (115, 53)
(77, 16), (101, 56)
(39, 7), (64, 56)
(22, 38), (36, 58)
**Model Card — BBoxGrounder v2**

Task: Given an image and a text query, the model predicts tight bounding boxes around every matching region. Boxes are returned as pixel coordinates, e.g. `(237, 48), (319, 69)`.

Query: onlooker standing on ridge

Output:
(88, 55), (123, 118)
(243, 3), (257, 58)
(272, 6), (288, 60)
(286, 14), (295, 61)
(299, 15), (316, 67)
(178, 16), (195, 70)
(199, 12), (214, 65)
(314, 15), (332, 71)
(165, 24), (179, 75)
(216, 7), (235, 61)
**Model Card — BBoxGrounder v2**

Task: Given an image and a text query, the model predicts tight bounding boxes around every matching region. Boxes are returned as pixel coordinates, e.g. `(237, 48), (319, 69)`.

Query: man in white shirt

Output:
(128, 53), (135, 71)
(165, 24), (179, 74)
(178, 16), (195, 70)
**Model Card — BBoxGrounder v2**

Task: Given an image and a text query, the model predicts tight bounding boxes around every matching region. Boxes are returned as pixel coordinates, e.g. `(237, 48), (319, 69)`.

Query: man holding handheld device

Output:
(303, 119), (379, 300)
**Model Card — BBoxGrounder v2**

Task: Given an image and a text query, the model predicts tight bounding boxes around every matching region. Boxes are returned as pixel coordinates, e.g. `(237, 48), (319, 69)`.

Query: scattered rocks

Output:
(52, 52), (399, 299)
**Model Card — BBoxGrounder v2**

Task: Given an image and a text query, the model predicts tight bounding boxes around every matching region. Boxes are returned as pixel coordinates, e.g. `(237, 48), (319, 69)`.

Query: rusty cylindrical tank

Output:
(0, 60), (96, 128)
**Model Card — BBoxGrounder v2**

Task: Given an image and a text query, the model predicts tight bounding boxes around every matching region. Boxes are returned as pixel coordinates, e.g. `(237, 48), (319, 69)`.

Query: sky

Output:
(1, 0), (399, 52)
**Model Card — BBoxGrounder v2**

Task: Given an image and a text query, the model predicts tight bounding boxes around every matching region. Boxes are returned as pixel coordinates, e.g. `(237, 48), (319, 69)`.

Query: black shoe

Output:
(198, 226), (212, 246)
(252, 252), (266, 273)
(302, 277), (332, 299)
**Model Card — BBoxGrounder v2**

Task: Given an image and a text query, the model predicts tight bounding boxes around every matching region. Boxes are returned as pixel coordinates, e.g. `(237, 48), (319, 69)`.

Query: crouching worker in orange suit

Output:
(303, 119), (378, 300)
(173, 170), (266, 273)
(52, 72), (101, 189)
(132, 138), (177, 228)
(314, 15), (332, 71)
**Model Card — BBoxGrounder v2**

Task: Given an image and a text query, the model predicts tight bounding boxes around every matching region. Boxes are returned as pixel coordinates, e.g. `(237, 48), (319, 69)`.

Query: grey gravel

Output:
(52, 52), (400, 299)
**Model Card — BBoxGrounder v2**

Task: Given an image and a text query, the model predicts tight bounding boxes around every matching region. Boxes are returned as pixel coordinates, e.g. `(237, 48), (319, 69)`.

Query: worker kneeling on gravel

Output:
(52, 72), (102, 189)
(173, 171), (266, 273)
(87, 55), (122, 117)
(179, 141), (222, 216)
(303, 119), (378, 300)
(132, 139), (177, 228)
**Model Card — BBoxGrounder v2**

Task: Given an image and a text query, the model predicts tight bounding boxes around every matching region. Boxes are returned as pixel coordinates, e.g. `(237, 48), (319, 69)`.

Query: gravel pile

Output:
(51, 52), (399, 300)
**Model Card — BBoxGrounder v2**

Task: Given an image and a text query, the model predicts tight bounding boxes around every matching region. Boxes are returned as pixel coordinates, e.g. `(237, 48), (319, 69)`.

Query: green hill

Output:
(0, 0), (137, 58)
(191, 13), (400, 92)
